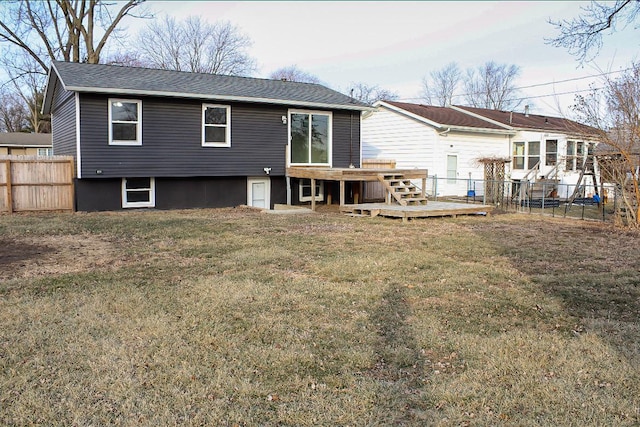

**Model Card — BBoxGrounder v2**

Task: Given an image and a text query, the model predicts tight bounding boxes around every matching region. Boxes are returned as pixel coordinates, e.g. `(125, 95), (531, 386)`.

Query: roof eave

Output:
(447, 125), (516, 135)
(63, 85), (373, 112)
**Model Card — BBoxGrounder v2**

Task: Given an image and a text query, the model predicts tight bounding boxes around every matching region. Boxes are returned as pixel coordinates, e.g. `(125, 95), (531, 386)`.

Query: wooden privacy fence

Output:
(0, 155), (75, 213)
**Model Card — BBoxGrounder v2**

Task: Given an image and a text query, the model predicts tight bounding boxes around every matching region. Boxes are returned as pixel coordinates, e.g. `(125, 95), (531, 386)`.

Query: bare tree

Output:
(574, 63), (640, 227)
(463, 61), (522, 110)
(349, 82), (398, 105)
(136, 16), (256, 76)
(0, 89), (30, 132)
(548, 0), (639, 63)
(0, 0), (147, 74)
(0, 0), (148, 132)
(268, 65), (322, 84)
(421, 62), (462, 106)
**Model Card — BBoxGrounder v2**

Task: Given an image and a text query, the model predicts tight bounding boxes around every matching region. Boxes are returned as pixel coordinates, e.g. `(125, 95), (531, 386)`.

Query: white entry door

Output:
(247, 178), (270, 208)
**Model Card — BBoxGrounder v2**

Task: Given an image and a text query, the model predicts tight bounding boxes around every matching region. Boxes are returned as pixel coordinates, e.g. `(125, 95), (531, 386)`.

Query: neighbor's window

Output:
(202, 104), (231, 147)
(527, 141), (540, 170)
(545, 139), (558, 166)
(122, 177), (155, 208)
(566, 141), (576, 171)
(513, 142), (525, 170)
(299, 179), (324, 202)
(290, 111), (331, 165)
(109, 99), (142, 145)
(37, 147), (53, 156)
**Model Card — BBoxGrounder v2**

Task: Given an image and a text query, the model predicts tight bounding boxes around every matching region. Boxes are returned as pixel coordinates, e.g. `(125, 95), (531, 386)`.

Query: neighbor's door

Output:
(247, 177), (271, 209)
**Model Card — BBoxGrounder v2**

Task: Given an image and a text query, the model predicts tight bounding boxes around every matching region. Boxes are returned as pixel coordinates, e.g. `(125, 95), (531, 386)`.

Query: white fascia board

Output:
(41, 67), (57, 115)
(449, 105), (514, 130)
(448, 125), (516, 135)
(62, 86), (374, 112)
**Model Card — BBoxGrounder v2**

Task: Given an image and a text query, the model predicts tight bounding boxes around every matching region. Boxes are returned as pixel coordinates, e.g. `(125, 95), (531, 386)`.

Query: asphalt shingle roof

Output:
(48, 61), (370, 111)
(454, 105), (599, 136)
(384, 101), (508, 130)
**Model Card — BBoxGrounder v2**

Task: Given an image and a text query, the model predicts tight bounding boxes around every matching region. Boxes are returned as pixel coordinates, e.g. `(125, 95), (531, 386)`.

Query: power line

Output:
(413, 67), (630, 103)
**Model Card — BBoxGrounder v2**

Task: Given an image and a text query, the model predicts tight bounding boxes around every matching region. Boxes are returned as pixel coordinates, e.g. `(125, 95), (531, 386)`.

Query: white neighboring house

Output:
(361, 101), (514, 197)
(362, 101), (601, 198)
(453, 105), (601, 199)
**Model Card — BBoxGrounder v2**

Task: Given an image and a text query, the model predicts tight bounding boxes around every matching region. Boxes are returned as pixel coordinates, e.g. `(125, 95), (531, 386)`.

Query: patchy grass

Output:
(0, 209), (639, 425)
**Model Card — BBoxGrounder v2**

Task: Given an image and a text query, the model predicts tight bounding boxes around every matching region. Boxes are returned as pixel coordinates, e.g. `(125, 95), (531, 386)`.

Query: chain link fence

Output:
(424, 176), (617, 222)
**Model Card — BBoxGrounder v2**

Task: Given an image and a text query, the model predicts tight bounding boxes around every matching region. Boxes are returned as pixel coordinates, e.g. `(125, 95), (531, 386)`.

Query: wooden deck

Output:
(286, 167), (428, 209)
(340, 201), (494, 222)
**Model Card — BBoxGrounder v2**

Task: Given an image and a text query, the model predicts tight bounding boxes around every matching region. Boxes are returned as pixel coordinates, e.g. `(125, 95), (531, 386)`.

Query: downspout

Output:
(349, 89), (354, 167)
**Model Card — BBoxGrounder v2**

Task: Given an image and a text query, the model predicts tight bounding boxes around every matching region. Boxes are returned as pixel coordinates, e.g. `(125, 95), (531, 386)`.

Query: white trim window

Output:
(109, 99), (142, 145)
(37, 147), (53, 156)
(289, 110), (332, 166)
(122, 177), (155, 208)
(299, 179), (324, 202)
(513, 141), (525, 170)
(202, 104), (231, 147)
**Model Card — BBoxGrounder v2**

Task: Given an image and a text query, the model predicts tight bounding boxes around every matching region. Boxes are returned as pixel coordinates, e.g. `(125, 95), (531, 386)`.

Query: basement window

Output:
(122, 177), (155, 208)
(299, 179), (324, 202)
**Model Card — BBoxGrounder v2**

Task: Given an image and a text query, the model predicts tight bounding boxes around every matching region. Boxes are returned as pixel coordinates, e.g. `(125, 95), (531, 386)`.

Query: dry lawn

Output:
(0, 208), (638, 426)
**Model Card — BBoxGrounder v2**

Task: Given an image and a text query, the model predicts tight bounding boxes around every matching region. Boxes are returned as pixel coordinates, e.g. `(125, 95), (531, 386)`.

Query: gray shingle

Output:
(50, 61), (370, 111)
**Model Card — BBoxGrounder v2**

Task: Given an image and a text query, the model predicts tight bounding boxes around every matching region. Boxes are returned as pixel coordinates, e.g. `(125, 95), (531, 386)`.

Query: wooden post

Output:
(339, 180), (345, 206)
(311, 178), (316, 211)
(5, 160), (12, 214)
(422, 177), (426, 198)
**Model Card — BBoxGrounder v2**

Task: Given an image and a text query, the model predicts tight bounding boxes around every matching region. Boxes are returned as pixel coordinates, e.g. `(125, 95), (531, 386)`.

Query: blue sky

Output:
(119, 1), (637, 117)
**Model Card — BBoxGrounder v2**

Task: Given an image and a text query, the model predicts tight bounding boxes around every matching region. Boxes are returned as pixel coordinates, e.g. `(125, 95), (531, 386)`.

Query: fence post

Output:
(5, 159), (12, 214)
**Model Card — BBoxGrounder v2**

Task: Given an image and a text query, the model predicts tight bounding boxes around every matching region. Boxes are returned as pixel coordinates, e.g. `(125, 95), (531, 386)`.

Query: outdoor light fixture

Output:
(263, 167), (272, 175)
(281, 115), (287, 125)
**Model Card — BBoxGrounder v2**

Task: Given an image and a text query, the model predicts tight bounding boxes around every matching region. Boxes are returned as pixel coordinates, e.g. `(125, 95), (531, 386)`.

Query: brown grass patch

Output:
(0, 210), (638, 425)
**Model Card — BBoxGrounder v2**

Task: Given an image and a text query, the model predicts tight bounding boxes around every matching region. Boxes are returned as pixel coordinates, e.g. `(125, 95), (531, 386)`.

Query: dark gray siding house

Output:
(42, 61), (369, 211)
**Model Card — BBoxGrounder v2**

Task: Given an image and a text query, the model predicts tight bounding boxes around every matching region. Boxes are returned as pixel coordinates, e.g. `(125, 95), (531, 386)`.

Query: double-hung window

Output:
(109, 99), (142, 145)
(566, 141), (576, 171)
(527, 141), (540, 169)
(545, 139), (558, 166)
(202, 104), (231, 147)
(289, 111), (331, 166)
(513, 142), (525, 169)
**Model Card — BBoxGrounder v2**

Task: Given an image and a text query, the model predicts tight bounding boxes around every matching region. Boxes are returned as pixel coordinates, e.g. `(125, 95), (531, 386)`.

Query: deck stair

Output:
(377, 173), (428, 206)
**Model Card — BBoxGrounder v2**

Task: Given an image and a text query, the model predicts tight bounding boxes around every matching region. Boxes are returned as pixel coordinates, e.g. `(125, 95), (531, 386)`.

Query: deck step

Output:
(377, 173), (428, 207)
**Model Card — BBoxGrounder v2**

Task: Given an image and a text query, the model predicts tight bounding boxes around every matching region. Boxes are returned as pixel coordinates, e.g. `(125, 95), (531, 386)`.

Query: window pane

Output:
(291, 113), (309, 163)
(513, 157), (525, 170)
(527, 156), (540, 169)
(513, 142), (524, 156)
(113, 123), (137, 140)
(126, 177), (151, 190)
(205, 126), (226, 143)
(311, 114), (329, 163)
(127, 190), (151, 203)
(205, 107), (227, 125)
(112, 102), (138, 122)
(528, 142), (540, 156)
